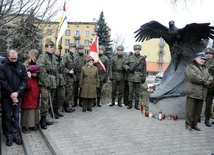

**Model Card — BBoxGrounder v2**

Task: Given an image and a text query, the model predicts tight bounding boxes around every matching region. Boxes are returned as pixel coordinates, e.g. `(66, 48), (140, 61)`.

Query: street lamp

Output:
(5, 22), (16, 51)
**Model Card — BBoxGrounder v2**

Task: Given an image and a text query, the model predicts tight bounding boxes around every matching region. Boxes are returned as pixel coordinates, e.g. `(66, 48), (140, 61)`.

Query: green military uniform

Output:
(204, 47), (214, 126)
(73, 50), (88, 107)
(109, 47), (126, 107)
(52, 53), (66, 118)
(62, 49), (76, 112)
(93, 52), (109, 107)
(37, 50), (57, 129)
(123, 45), (147, 110)
(79, 62), (100, 111)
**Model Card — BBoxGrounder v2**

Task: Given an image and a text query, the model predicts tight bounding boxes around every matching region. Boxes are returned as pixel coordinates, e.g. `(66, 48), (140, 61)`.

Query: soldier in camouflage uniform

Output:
(92, 45), (108, 107)
(109, 45), (126, 107)
(62, 43), (76, 113)
(123, 51), (133, 106)
(73, 44), (88, 107)
(50, 45), (66, 119)
(36, 41), (57, 129)
(123, 44), (147, 110)
(204, 47), (214, 127)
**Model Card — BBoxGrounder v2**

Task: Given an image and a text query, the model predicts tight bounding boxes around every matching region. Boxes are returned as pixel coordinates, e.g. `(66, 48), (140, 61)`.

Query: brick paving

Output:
(43, 105), (214, 155)
(2, 103), (214, 155)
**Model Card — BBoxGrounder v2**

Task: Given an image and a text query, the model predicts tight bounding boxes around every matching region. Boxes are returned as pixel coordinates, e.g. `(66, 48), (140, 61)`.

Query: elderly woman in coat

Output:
(185, 52), (213, 131)
(79, 58), (100, 112)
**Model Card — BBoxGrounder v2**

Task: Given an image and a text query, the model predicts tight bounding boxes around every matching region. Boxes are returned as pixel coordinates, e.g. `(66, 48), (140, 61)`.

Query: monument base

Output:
(146, 96), (186, 119)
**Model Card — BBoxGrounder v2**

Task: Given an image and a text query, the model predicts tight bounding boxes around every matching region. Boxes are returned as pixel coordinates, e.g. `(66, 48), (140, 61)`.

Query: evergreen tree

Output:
(94, 11), (113, 57)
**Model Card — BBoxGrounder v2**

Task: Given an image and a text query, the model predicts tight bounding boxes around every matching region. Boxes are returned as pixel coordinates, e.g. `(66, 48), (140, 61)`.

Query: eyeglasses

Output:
(134, 48), (141, 50)
(9, 58), (17, 61)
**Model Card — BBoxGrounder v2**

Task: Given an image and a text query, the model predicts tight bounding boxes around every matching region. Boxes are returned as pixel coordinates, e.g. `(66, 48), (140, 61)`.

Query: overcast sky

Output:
(63, 0), (214, 51)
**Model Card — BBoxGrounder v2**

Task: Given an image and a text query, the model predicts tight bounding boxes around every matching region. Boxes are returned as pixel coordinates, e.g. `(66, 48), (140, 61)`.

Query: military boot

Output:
(134, 101), (140, 110)
(49, 108), (59, 119)
(40, 116), (47, 130)
(118, 98), (122, 107)
(109, 98), (115, 107)
(127, 101), (133, 109)
(79, 98), (83, 107)
(45, 118), (54, 125)
(97, 98), (102, 107)
(72, 97), (78, 107)
(55, 109), (64, 117)
(205, 116), (211, 127)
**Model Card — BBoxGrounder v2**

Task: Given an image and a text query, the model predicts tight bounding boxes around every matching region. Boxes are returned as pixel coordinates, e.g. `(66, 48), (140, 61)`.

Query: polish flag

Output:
(89, 36), (106, 72)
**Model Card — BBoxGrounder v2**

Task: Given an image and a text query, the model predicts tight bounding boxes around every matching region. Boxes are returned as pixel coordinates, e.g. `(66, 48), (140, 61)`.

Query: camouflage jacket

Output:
(53, 54), (66, 86)
(205, 58), (214, 69)
(62, 52), (76, 82)
(123, 54), (147, 82)
(36, 52), (57, 89)
(74, 53), (88, 81)
(110, 54), (126, 81)
(94, 54), (109, 82)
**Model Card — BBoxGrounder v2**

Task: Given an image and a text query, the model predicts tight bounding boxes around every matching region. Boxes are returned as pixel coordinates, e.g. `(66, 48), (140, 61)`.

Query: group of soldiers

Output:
(34, 40), (147, 130)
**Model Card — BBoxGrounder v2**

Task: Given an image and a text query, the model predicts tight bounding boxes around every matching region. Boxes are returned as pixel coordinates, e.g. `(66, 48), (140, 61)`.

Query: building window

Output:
(158, 64), (162, 70)
(75, 30), (80, 35)
(85, 30), (90, 36)
(75, 40), (80, 45)
(47, 29), (52, 35)
(84, 40), (90, 46)
(65, 39), (70, 45)
(158, 56), (163, 62)
(84, 50), (88, 55)
(65, 30), (70, 36)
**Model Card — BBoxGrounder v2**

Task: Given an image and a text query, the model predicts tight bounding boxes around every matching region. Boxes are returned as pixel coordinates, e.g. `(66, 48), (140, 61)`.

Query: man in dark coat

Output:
(0, 50), (28, 146)
(185, 52), (213, 131)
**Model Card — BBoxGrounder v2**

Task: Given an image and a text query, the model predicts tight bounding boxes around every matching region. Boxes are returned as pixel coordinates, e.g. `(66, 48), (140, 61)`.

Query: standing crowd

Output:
(0, 40), (147, 147)
(0, 40), (214, 147)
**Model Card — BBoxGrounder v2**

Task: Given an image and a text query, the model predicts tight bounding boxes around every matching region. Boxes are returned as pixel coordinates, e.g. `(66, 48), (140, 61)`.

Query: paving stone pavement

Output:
(3, 104), (214, 155)
(43, 104), (214, 155)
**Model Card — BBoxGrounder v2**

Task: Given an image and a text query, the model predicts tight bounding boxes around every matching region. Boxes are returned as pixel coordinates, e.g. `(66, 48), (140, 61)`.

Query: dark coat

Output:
(0, 58), (28, 98)
(22, 77), (40, 109)
(79, 65), (99, 98)
(185, 61), (213, 100)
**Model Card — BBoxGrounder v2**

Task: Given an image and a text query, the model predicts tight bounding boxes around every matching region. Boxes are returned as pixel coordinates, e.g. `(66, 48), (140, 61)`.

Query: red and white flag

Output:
(89, 36), (106, 72)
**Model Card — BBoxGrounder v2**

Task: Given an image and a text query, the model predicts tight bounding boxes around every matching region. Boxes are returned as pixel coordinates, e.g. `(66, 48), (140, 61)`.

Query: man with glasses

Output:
(0, 50), (28, 146)
(204, 47), (214, 127)
(123, 44), (147, 110)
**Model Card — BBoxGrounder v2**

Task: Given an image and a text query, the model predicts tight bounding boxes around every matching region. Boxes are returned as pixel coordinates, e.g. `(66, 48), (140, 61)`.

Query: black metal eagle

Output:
(134, 20), (214, 103)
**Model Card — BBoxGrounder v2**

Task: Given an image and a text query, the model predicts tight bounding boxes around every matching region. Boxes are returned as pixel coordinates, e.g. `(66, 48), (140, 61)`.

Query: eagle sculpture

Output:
(134, 21), (214, 103)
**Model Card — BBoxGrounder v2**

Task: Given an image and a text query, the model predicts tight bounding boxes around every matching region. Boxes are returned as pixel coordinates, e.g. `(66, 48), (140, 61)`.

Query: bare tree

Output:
(111, 33), (127, 53)
(0, 0), (64, 57)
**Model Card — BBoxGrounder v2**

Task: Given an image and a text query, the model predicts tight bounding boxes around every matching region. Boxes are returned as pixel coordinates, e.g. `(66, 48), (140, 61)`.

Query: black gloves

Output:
(128, 67), (134, 74)
(47, 86), (51, 90)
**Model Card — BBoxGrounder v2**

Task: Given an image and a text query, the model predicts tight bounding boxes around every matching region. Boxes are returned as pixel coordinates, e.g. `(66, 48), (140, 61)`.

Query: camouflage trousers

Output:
(53, 85), (65, 109)
(128, 82), (141, 102)
(65, 81), (74, 107)
(73, 81), (80, 99)
(205, 92), (213, 117)
(40, 86), (56, 116)
(111, 80), (124, 100)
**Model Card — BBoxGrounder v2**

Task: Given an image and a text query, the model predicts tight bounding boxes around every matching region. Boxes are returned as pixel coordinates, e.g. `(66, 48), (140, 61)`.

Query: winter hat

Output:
(27, 65), (40, 73)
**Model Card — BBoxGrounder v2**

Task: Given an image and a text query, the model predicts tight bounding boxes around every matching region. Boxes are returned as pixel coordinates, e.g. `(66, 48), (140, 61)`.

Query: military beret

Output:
(27, 65), (40, 73)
